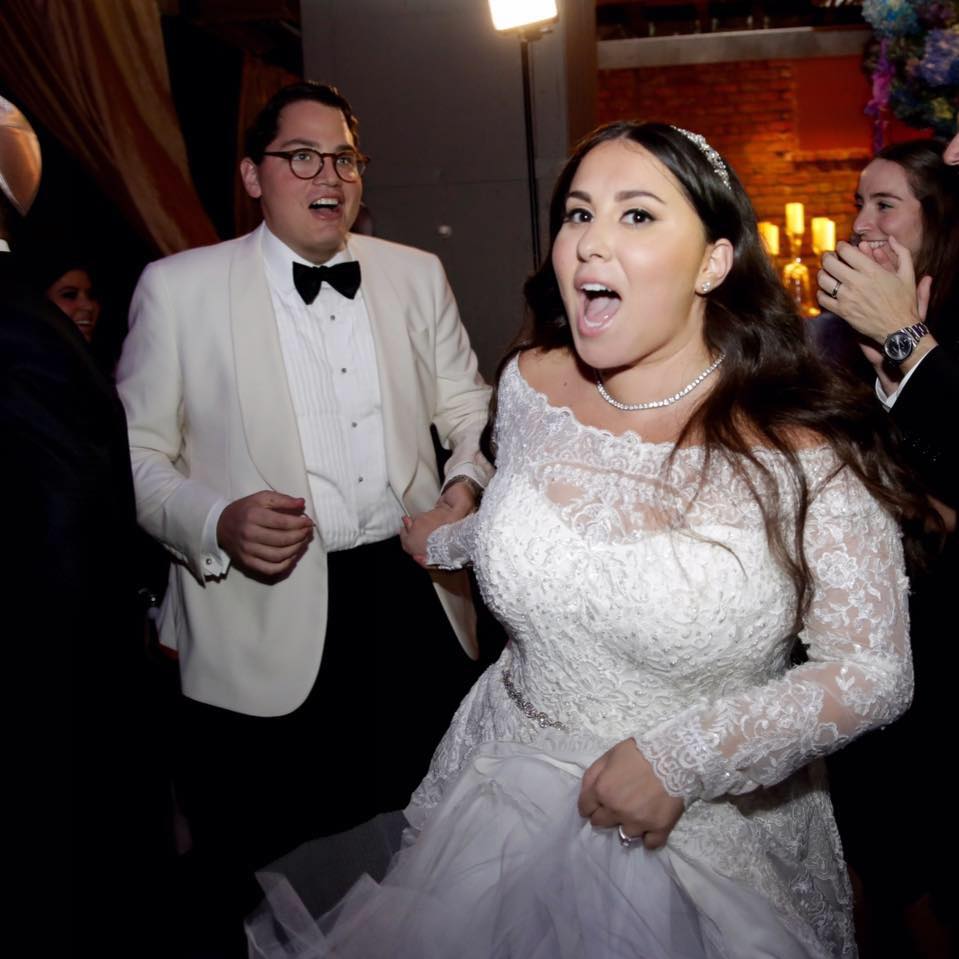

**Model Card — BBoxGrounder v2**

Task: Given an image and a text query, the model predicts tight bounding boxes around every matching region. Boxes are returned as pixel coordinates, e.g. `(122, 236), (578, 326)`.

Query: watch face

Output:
(884, 330), (914, 363)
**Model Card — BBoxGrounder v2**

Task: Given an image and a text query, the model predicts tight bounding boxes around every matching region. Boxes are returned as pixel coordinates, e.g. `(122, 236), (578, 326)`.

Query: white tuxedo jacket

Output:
(117, 227), (492, 716)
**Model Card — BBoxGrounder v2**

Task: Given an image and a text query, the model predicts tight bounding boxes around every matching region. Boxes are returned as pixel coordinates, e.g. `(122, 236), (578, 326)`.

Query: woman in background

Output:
(816, 138), (957, 958)
(816, 138), (957, 507)
(44, 261), (101, 343)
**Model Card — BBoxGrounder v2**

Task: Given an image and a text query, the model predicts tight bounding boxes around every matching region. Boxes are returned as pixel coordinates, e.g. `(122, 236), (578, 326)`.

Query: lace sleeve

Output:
(635, 468), (912, 804)
(425, 512), (481, 570)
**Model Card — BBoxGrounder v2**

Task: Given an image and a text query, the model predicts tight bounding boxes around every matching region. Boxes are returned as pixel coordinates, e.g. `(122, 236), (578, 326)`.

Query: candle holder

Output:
(782, 232), (816, 316)
(781, 202), (817, 317)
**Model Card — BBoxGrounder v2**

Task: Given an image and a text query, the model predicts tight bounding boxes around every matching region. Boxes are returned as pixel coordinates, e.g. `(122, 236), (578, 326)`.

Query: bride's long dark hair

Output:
(484, 121), (929, 629)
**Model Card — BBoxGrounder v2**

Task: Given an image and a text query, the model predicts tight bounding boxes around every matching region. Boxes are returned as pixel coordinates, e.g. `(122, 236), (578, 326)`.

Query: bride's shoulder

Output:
(736, 423), (843, 481)
(516, 347), (577, 396)
(735, 420), (831, 456)
(783, 427), (832, 453)
(517, 345), (571, 376)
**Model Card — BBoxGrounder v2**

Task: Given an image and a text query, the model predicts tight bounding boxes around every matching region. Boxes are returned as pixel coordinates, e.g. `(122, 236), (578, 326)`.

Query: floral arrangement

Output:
(862, 0), (958, 145)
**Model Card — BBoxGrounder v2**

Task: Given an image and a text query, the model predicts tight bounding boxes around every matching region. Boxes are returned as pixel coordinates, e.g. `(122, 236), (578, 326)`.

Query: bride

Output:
(247, 123), (924, 958)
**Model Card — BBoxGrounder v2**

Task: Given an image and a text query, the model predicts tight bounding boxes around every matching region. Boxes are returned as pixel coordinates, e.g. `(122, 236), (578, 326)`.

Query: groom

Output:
(117, 81), (492, 943)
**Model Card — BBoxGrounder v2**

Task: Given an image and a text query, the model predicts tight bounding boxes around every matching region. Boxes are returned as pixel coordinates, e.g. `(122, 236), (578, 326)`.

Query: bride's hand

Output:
(401, 480), (479, 566)
(400, 510), (447, 566)
(577, 739), (684, 850)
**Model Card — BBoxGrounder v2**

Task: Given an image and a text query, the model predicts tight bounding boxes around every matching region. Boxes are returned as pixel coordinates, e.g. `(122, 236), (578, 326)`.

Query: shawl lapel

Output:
(228, 228), (310, 502)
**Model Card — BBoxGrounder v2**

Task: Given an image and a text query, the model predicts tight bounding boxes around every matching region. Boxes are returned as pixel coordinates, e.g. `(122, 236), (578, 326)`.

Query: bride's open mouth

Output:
(577, 281), (621, 336)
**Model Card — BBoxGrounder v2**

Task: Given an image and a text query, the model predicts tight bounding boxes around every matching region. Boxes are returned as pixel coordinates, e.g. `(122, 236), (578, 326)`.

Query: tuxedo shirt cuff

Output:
(874, 349), (931, 411)
(442, 463), (488, 492)
(201, 498), (232, 577)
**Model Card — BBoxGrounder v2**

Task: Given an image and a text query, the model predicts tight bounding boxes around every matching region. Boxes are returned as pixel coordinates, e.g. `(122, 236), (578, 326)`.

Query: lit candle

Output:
(811, 217), (836, 253)
(785, 202), (804, 236)
(757, 221), (780, 256)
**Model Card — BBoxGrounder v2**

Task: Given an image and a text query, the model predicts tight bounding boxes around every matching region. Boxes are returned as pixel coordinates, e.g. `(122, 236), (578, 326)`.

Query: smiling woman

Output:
(853, 158), (924, 262)
(811, 135), (959, 955)
(35, 257), (102, 344)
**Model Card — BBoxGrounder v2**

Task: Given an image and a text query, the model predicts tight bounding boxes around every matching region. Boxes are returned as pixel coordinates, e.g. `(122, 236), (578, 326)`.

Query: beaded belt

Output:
(501, 669), (569, 732)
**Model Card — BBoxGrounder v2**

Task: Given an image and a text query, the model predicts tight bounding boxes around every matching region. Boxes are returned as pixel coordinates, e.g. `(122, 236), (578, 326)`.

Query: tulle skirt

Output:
(246, 741), (815, 958)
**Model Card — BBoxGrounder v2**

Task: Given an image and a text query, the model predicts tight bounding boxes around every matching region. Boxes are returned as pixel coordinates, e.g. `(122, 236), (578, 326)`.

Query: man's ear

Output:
(240, 158), (262, 200)
(698, 237), (734, 293)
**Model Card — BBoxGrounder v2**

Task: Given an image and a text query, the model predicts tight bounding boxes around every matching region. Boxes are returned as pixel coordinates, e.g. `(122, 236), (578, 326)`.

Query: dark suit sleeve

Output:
(889, 346), (959, 509)
(0, 294), (140, 630)
(1, 290), (174, 951)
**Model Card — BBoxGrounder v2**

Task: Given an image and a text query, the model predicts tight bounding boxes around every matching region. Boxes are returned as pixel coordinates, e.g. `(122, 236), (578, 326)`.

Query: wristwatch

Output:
(882, 322), (929, 365)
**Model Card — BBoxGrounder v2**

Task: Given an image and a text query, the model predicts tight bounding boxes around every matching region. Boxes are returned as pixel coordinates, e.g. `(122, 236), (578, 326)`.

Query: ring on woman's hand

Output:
(618, 824), (643, 848)
(829, 278), (842, 298)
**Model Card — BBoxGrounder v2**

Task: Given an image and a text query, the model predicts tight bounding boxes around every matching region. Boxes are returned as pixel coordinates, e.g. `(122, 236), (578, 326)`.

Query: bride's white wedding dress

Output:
(247, 356), (911, 959)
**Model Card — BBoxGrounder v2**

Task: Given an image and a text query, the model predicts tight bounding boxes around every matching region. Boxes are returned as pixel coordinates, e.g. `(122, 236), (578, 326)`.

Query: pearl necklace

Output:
(594, 353), (725, 411)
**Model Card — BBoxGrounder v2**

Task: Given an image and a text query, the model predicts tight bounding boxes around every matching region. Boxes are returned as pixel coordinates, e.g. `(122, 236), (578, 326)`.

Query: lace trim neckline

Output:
(505, 353), (834, 462)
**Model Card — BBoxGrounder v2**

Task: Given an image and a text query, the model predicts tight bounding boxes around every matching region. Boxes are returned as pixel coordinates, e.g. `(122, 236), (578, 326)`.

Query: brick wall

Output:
(597, 59), (870, 259)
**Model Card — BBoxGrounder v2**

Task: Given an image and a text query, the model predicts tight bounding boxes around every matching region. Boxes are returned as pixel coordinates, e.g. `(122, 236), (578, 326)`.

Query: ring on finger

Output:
(830, 278), (842, 298)
(618, 824), (643, 848)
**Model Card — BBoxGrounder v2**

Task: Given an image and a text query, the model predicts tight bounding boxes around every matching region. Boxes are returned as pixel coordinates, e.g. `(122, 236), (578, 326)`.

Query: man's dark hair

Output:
(244, 82), (360, 163)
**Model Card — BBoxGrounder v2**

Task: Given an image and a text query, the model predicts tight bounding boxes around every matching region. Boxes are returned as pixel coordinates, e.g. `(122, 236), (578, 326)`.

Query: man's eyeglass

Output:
(262, 149), (370, 182)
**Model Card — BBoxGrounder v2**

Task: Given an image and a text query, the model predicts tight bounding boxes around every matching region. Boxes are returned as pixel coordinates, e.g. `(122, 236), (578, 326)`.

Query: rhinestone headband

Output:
(671, 126), (731, 191)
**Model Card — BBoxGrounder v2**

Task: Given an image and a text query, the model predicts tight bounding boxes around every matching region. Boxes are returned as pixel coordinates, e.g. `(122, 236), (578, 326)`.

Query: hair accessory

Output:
(595, 353), (725, 412)
(671, 126), (731, 192)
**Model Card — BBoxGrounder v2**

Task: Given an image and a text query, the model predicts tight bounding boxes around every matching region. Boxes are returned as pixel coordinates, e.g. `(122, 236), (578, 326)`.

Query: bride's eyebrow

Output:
(565, 189), (665, 204)
(615, 190), (664, 204)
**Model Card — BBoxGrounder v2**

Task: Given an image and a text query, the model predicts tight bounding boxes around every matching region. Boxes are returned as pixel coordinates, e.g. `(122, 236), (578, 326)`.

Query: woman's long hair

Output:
(484, 121), (930, 630)
(874, 138), (959, 344)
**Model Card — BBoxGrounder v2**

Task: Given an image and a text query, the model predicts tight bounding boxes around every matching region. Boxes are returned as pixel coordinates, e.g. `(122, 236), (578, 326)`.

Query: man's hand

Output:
(217, 491), (314, 576)
(577, 739), (685, 850)
(399, 477), (480, 566)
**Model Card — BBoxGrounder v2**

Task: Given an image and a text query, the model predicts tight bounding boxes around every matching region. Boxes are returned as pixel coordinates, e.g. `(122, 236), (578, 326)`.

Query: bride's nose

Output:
(577, 220), (612, 262)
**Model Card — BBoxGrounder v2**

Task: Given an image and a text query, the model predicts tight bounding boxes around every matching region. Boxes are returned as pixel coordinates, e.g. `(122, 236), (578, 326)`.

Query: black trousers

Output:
(175, 537), (483, 952)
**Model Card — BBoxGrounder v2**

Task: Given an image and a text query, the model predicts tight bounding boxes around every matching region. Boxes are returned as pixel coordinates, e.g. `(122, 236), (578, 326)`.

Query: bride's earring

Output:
(700, 280), (712, 294)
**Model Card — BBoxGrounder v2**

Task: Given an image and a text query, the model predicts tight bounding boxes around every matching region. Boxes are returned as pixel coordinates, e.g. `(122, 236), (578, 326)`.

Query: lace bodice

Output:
(419, 355), (911, 957)
(428, 355), (910, 799)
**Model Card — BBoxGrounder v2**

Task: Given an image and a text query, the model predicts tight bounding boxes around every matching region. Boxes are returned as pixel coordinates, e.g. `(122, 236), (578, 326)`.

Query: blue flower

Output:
(917, 28), (959, 85)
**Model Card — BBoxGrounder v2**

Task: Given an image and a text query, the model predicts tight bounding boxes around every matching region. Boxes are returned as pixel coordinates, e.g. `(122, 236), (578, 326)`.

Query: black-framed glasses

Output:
(262, 148), (370, 182)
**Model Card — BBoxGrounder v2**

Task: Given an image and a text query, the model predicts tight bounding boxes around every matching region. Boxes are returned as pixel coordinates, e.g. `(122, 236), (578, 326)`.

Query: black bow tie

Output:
(292, 260), (361, 304)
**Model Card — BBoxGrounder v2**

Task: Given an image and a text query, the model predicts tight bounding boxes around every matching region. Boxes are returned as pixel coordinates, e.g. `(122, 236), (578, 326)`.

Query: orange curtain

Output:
(0, 0), (218, 254)
(233, 53), (299, 238)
